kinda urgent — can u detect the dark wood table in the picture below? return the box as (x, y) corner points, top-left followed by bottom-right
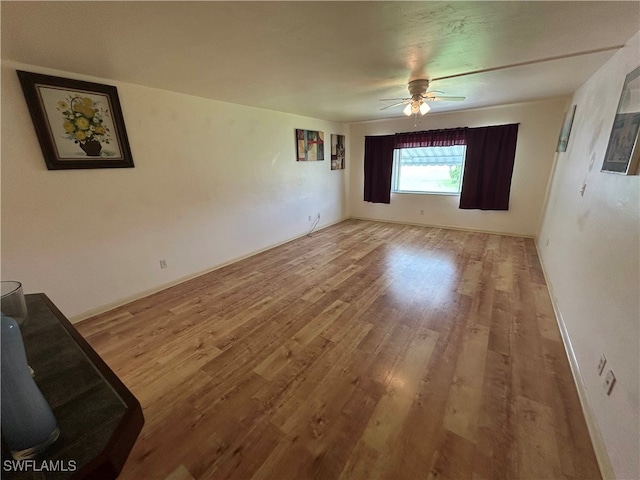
(1, 294), (144, 479)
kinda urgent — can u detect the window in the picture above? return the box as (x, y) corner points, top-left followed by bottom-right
(392, 145), (467, 194)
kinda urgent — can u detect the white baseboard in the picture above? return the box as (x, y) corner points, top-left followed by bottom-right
(72, 217), (531, 323)
(534, 239), (615, 480)
(71, 217), (348, 324)
(350, 215), (534, 238)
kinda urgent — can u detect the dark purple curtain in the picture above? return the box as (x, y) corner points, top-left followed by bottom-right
(394, 128), (467, 148)
(459, 124), (519, 210)
(363, 135), (396, 204)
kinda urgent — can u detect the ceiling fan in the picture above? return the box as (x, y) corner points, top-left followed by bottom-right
(380, 45), (623, 117)
(380, 79), (465, 116)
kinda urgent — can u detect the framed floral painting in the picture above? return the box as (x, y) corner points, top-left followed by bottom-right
(17, 71), (134, 170)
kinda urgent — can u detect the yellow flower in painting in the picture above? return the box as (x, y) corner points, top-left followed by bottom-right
(63, 120), (75, 133)
(75, 105), (95, 118)
(61, 95), (111, 146)
(75, 117), (90, 130)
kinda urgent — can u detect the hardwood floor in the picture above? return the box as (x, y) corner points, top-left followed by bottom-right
(76, 219), (601, 480)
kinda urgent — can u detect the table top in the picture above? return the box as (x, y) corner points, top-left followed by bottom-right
(1, 294), (143, 480)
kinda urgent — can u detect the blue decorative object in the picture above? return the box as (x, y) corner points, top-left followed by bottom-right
(1, 315), (60, 459)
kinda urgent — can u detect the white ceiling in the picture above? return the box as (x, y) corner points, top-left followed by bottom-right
(2, 1), (639, 123)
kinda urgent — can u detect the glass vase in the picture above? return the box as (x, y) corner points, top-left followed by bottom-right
(1, 315), (60, 459)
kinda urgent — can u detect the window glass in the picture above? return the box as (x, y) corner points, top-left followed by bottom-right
(392, 145), (466, 194)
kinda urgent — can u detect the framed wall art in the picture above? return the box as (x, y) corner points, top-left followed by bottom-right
(296, 129), (324, 162)
(556, 105), (576, 153)
(601, 66), (640, 175)
(17, 70), (134, 170)
(331, 134), (345, 170)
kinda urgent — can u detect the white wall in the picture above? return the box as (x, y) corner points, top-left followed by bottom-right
(1, 61), (349, 321)
(538, 33), (640, 480)
(349, 98), (568, 236)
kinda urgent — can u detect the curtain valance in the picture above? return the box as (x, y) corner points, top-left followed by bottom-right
(394, 128), (467, 149)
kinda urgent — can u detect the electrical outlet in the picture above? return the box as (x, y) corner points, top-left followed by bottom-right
(604, 370), (616, 395)
(420, 209), (424, 215)
(159, 259), (168, 269)
(597, 354), (606, 375)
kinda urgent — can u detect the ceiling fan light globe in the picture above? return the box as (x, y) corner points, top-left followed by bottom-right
(419, 102), (431, 115)
(403, 104), (412, 116)
(411, 102), (420, 114)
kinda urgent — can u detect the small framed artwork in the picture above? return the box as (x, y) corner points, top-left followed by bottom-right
(331, 134), (345, 170)
(17, 70), (134, 170)
(556, 105), (576, 153)
(602, 66), (640, 175)
(296, 129), (324, 162)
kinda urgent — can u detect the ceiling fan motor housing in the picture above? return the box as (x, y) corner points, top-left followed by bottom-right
(408, 79), (430, 96)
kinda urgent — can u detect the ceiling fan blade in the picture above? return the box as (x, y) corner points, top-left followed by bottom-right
(380, 101), (408, 111)
(427, 96), (466, 102)
(431, 45), (622, 82)
(379, 97), (409, 102)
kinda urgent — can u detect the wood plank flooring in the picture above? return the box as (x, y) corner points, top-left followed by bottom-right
(76, 219), (601, 480)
